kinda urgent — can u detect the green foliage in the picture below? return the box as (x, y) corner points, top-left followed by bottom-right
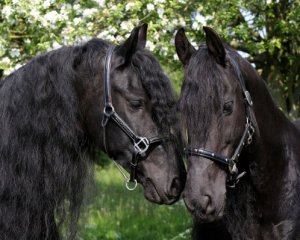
(1, 0), (299, 116)
(78, 165), (191, 240)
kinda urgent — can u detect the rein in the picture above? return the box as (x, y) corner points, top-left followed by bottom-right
(185, 63), (255, 188)
(101, 45), (164, 190)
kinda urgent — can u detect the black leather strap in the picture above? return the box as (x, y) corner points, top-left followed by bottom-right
(185, 147), (230, 166)
(185, 116), (254, 169)
(101, 45), (165, 185)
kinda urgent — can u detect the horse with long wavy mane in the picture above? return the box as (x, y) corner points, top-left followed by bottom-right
(175, 27), (300, 239)
(0, 24), (186, 239)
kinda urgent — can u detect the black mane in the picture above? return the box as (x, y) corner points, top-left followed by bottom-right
(0, 45), (92, 239)
(179, 45), (224, 143)
(132, 50), (180, 142)
(0, 37), (180, 239)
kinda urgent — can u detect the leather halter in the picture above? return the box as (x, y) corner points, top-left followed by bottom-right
(101, 45), (164, 190)
(185, 61), (255, 188)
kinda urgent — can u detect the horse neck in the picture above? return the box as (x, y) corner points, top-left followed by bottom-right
(244, 64), (300, 216)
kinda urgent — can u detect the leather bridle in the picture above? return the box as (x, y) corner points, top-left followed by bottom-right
(101, 45), (164, 190)
(185, 61), (255, 188)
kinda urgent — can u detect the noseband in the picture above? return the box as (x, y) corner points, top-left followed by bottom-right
(185, 64), (255, 188)
(101, 45), (164, 190)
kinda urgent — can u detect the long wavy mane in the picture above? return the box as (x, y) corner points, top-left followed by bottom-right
(0, 38), (181, 239)
(0, 46), (94, 239)
(131, 49), (181, 148)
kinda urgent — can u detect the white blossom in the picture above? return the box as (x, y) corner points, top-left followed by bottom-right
(44, 11), (60, 23)
(173, 53), (179, 61)
(105, 34), (115, 42)
(0, 57), (11, 66)
(192, 21), (200, 30)
(82, 8), (98, 18)
(2, 6), (12, 18)
(94, 0), (106, 8)
(115, 35), (125, 42)
(153, 32), (160, 41)
(52, 41), (61, 49)
(147, 3), (154, 11)
(125, 2), (135, 11)
(146, 41), (155, 51)
(30, 9), (41, 20)
(13, 63), (23, 71)
(120, 21), (134, 32)
(190, 41), (198, 49)
(86, 22), (94, 30)
(73, 17), (81, 25)
(62, 26), (75, 35)
(97, 30), (110, 39)
(43, 0), (51, 9)
(109, 27), (118, 34)
(157, 7), (164, 18)
(194, 13), (207, 25)
(10, 48), (21, 58)
(73, 4), (80, 11)
(159, 46), (168, 56)
(12, 0), (19, 5)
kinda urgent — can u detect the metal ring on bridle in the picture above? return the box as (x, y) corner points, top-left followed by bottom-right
(126, 178), (138, 191)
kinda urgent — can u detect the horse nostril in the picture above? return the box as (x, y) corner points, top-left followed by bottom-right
(201, 195), (215, 215)
(169, 177), (182, 198)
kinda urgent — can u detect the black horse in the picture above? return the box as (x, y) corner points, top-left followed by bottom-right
(175, 27), (300, 239)
(0, 24), (186, 240)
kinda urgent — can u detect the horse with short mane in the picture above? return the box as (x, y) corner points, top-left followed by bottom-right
(175, 27), (300, 239)
(0, 24), (186, 239)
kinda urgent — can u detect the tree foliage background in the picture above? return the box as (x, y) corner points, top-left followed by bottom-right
(0, 0), (300, 116)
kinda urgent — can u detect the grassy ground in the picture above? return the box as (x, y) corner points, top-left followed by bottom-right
(77, 164), (192, 240)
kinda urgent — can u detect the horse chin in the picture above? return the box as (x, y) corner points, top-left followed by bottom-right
(193, 205), (225, 223)
(194, 212), (224, 223)
(143, 178), (163, 204)
(185, 199), (225, 223)
(140, 177), (179, 205)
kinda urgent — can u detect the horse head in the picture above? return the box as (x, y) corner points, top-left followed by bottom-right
(77, 24), (186, 204)
(176, 27), (253, 221)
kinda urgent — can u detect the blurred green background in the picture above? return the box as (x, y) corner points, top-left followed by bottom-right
(77, 164), (191, 240)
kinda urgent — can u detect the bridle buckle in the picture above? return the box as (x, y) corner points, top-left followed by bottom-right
(134, 137), (150, 156)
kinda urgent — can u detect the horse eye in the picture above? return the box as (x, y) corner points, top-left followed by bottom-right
(223, 101), (233, 116)
(129, 99), (143, 109)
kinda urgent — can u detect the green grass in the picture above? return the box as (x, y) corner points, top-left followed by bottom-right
(77, 164), (192, 240)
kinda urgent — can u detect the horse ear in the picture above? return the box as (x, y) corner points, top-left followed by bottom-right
(137, 23), (148, 49)
(203, 26), (226, 67)
(115, 24), (147, 67)
(175, 28), (196, 66)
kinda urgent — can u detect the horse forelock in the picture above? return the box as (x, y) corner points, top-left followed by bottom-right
(179, 46), (224, 144)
